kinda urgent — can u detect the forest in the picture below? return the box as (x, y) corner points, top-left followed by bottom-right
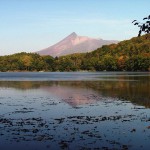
(0, 34), (150, 72)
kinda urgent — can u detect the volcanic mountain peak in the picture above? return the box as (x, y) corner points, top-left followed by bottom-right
(60, 32), (91, 46)
(37, 32), (118, 57)
(68, 32), (77, 38)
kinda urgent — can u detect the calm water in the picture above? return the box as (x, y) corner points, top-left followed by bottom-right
(0, 72), (150, 150)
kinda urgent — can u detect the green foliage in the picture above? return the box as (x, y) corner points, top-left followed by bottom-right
(0, 34), (150, 72)
(0, 53), (54, 71)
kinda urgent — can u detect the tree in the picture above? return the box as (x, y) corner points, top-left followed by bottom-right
(132, 15), (150, 36)
(21, 55), (33, 71)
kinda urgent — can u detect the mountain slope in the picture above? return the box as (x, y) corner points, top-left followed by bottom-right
(0, 34), (149, 72)
(55, 34), (150, 71)
(37, 32), (118, 57)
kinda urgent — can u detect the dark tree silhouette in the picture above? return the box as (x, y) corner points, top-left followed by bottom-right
(132, 15), (150, 36)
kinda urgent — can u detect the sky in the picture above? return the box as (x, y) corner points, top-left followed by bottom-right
(0, 0), (150, 56)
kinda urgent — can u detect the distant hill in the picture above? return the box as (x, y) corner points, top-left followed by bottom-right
(55, 33), (150, 71)
(0, 34), (149, 72)
(37, 32), (118, 57)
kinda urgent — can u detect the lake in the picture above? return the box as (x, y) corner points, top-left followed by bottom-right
(0, 72), (150, 150)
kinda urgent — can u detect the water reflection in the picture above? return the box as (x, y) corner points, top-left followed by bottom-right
(0, 73), (150, 150)
(0, 76), (149, 107)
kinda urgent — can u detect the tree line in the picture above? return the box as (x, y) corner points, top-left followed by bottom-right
(0, 34), (150, 72)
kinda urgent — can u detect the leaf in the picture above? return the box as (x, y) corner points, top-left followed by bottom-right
(134, 22), (139, 25)
(142, 24), (146, 31)
(143, 17), (147, 20)
(144, 25), (148, 29)
(132, 20), (137, 23)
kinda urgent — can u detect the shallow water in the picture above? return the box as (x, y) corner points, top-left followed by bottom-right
(0, 72), (150, 150)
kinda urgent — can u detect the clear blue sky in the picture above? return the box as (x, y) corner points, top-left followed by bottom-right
(0, 0), (149, 55)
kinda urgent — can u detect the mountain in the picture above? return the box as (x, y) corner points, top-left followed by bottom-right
(0, 34), (150, 72)
(37, 32), (118, 57)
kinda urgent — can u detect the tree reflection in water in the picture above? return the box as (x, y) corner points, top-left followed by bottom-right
(0, 74), (149, 107)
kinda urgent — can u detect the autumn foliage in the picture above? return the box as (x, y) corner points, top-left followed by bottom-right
(0, 34), (150, 72)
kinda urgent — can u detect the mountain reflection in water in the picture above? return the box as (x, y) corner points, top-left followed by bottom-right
(0, 76), (149, 107)
(0, 72), (150, 150)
